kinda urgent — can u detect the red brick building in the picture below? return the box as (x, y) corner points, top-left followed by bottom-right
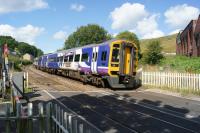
(176, 15), (200, 57)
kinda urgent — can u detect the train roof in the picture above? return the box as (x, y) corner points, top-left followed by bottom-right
(42, 39), (136, 57)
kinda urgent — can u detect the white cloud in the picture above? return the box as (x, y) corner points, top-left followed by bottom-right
(0, 0), (48, 14)
(53, 30), (67, 40)
(164, 4), (200, 28)
(168, 29), (181, 35)
(0, 24), (44, 44)
(70, 4), (85, 12)
(110, 3), (164, 39)
(110, 3), (148, 30)
(136, 15), (164, 39)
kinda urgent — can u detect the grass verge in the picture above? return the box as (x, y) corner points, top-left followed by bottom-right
(143, 85), (200, 96)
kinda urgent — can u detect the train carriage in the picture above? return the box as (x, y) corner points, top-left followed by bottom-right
(35, 39), (138, 89)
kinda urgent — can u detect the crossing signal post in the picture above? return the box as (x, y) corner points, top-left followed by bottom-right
(0, 43), (10, 100)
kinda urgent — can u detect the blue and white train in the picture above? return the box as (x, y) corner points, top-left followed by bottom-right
(34, 39), (138, 88)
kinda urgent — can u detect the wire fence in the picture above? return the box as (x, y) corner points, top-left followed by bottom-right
(142, 71), (200, 91)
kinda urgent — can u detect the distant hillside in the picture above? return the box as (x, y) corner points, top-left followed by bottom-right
(140, 33), (178, 53)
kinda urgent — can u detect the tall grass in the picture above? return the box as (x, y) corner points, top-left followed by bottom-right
(160, 56), (200, 73)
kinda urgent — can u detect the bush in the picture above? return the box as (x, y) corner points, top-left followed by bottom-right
(9, 55), (33, 71)
(143, 40), (164, 65)
(22, 60), (33, 65)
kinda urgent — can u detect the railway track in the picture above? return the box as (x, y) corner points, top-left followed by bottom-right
(26, 66), (200, 133)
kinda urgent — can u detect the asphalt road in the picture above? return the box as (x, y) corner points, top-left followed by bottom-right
(32, 89), (199, 133)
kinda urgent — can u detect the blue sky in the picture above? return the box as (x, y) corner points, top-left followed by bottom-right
(0, 0), (200, 53)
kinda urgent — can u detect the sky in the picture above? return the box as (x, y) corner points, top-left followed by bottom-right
(0, 0), (200, 53)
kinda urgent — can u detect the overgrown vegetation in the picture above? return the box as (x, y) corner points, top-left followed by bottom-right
(142, 40), (164, 65)
(160, 56), (200, 73)
(9, 55), (32, 71)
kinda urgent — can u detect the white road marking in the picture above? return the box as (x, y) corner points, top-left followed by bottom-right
(185, 114), (197, 119)
(114, 90), (143, 93)
(48, 90), (82, 93)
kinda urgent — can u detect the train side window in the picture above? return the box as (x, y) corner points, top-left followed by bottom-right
(112, 49), (119, 62)
(113, 44), (119, 48)
(95, 52), (98, 61)
(59, 56), (63, 62)
(92, 52), (97, 62)
(64, 56), (69, 62)
(82, 53), (89, 62)
(74, 54), (80, 62)
(101, 51), (107, 61)
(69, 55), (74, 62)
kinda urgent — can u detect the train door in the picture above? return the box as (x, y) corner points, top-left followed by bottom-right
(124, 47), (131, 74)
(91, 47), (98, 73)
(74, 49), (82, 71)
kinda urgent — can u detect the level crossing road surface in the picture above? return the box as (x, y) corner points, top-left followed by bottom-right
(25, 66), (200, 133)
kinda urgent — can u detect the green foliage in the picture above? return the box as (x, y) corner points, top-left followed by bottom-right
(143, 40), (164, 65)
(21, 60), (33, 65)
(9, 55), (33, 71)
(116, 31), (141, 59)
(9, 55), (22, 71)
(116, 31), (140, 49)
(64, 24), (111, 49)
(160, 56), (200, 73)
(0, 36), (43, 57)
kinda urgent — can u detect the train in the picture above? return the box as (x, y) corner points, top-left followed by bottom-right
(34, 39), (139, 89)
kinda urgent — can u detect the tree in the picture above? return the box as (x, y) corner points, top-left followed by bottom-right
(143, 40), (164, 65)
(64, 24), (111, 49)
(0, 36), (43, 57)
(0, 36), (18, 50)
(116, 31), (141, 59)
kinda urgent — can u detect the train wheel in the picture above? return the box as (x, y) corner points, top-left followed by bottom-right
(100, 79), (105, 88)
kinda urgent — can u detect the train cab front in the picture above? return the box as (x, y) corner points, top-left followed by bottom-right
(106, 40), (138, 89)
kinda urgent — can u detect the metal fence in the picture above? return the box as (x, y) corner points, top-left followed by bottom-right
(0, 102), (103, 133)
(142, 71), (200, 91)
(1, 71), (102, 133)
